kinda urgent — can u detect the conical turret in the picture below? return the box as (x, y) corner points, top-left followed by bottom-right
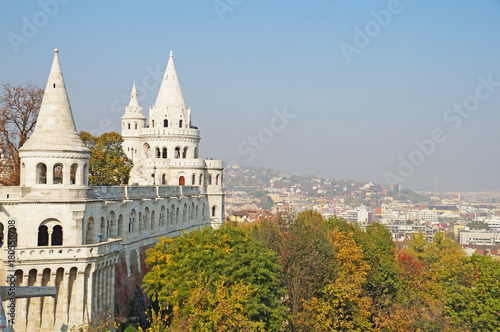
(122, 82), (146, 120)
(19, 49), (90, 188)
(20, 49), (90, 154)
(154, 51), (186, 111)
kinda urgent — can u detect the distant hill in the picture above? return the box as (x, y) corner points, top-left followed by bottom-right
(224, 165), (428, 205)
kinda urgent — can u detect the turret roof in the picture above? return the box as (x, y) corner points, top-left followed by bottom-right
(20, 49), (89, 154)
(154, 51), (186, 110)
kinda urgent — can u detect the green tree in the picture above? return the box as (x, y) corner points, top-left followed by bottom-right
(79, 131), (132, 185)
(466, 220), (490, 230)
(259, 196), (274, 210)
(143, 226), (285, 331)
(444, 255), (500, 331)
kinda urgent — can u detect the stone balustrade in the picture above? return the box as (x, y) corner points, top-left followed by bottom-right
(1, 238), (123, 263)
(141, 128), (199, 137)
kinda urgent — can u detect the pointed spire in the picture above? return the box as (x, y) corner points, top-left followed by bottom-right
(154, 51), (186, 110)
(123, 81), (145, 119)
(20, 49), (89, 153)
(128, 81), (140, 108)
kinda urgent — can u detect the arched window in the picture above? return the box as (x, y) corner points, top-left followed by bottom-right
(128, 123), (131, 130)
(192, 174), (196, 185)
(162, 148), (167, 159)
(182, 147), (188, 159)
(156, 148), (160, 158)
(212, 205), (217, 217)
(53, 164), (63, 185)
(162, 174), (166, 185)
(70, 163), (78, 185)
(194, 147), (198, 158)
(38, 225), (49, 246)
(152, 120), (154, 127)
(199, 174), (203, 185)
(216, 174), (220, 186)
(179, 176), (185, 186)
(179, 120), (183, 128)
(175, 147), (180, 159)
(208, 174), (212, 185)
(135, 123), (138, 129)
(36, 163), (47, 184)
(164, 119), (168, 127)
(52, 225), (63, 245)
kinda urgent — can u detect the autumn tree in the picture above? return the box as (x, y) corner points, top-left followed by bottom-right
(143, 226), (286, 331)
(253, 211), (338, 329)
(297, 228), (373, 331)
(79, 131), (132, 185)
(0, 83), (43, 185)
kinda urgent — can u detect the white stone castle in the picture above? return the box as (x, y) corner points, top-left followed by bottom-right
(0, 49), (224, 331)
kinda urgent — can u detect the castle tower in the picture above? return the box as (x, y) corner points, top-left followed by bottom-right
(19, 49), (90, 189)
(122, 82), (146, 163)
(122, 51), (224, 224)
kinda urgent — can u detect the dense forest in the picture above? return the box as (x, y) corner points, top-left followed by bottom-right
(133, 211), (500, 332)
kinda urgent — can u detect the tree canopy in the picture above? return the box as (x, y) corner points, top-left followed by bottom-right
(142, 212), (500, 331)
(143, 226), (286, 331)
(79, 131), (132, 186)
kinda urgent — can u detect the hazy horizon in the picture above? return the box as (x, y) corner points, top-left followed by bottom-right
(1, 1), (499, 192)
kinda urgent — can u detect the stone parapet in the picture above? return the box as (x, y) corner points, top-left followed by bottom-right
(1, 238), (123, 264)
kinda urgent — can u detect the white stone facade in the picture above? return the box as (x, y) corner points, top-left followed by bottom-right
(0, 49), (224, 331)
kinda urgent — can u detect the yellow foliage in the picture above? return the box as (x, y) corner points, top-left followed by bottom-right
(295, 229), (372, 331)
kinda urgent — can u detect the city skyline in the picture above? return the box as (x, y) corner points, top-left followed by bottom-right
(1, 1), (500, 191)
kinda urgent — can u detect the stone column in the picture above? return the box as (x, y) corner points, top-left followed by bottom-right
(47, 230), (53, 246)
(110, 262), (116, 318)
(54, 271), (69, 331)
(106, 265), (112, 312)
(97, 268), (102, 312)
(91, 268), (97, 322)
(26, 272), (42, 332)
(75, 162), (82, 186)
(17, 272), (29, 332)
(84, 265), (94, 324)
(40, 272), (56, 331)
(68, 270), (85, 326)
(47, 165), (54, 185)
(63, 162), (71, 185)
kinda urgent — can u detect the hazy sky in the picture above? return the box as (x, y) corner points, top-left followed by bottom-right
(1, 1), (499, 192)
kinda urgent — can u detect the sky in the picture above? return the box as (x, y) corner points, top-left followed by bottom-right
(1, 0), (500, 192)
